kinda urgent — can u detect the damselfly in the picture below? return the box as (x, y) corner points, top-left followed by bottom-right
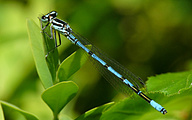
(40, 11), (167, 114)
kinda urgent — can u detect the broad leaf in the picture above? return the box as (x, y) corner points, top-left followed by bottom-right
(75, 102), (114, 120)
(76, 89), (192, 120)
(42, 81), (78, 119)
(76, 71), (192, 120)
(0, 101), (38, 120)
(147, 71), (192, 95)
(58, 46), (90, 81)
(27, 19), (53, 88)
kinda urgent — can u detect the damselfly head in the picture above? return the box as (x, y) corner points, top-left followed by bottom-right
(41, 15), (48, 22)
(41, 11), (58, 22)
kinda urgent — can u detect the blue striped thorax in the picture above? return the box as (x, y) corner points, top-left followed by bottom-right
(41, 11), (58, 22)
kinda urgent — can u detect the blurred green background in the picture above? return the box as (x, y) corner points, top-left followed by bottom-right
(0, 0), (192, 119)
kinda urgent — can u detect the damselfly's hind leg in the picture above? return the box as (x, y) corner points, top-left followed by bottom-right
(45, 30), (61, 58)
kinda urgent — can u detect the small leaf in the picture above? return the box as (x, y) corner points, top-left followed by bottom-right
(42, 81), (78, 118)
(58, 46), (90, 81)
(75, 102), (114, 120)
(147, 71), (192, 95)
(27, 19), (53, 88)
(0, 101), (38, 120)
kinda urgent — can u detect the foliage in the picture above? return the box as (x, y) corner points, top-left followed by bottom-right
(1, 18), (192, 120)
(0, 0), (192, 120)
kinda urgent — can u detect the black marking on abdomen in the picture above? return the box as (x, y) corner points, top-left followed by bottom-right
(104, 64), (109, 69)
(88, 51), (93, 55)
(120, 77), (125, 81)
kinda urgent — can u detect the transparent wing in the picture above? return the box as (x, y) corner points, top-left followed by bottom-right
(71, 31), (146, 96)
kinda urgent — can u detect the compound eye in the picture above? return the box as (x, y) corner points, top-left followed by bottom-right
(41, 15), (46, 20)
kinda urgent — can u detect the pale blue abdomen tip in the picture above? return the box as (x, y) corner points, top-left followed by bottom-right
(150, 100), (167, 114)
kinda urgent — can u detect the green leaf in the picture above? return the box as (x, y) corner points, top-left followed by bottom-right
(76, 90), (191, 120)
(0, 101), (38, 120)
(75, 102), (114, 120)
(163, 88), (192, 120)
(147, 71), (192, 95)
(0, 103), (4, 120)
(27, 19), (53, 88)
(42, 81), (78, 119)
(58, 46), (90, 81)
(76, 93), (167, 120)
(76, 71), (192, 120)
(60, 115), (74, 120)
(41, 19), (59, 83)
